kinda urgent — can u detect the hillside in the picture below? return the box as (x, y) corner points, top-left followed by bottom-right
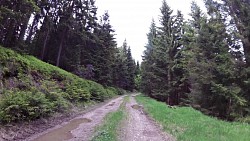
(0, 46), (123, 123)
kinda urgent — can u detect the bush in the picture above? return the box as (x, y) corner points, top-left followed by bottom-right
(0, 47), (123, 123)
(0, 91), (53, 123)
(65, 80), (91, 102)
(89, 82), (107, 102)
(116, 87), (126, 95)
(39, 80), (69, 111)
(65, 85), (90, 102)
(106, 87), (120, 98)
(237, 116), (250, 124)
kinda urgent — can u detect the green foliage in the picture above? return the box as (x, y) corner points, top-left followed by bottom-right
(136, 95), (250, 141)
(0, 46), (121, 123)
(0, 91), (53, 123)
(134, 74), (141, 90)
(39, 80), (70, 111)
(65, 80), (91, 102)
(237, 116), (250, 124)
(141, 1), (187, 105)
(141, 0), (250, 120)
(89, 82), (110, 102)
(105, 87), (118, 98)
(181, 1), (247, 119)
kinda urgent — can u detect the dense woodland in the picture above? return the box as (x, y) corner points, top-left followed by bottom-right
(0, 0), (139, 91)
(141, 0), (250, 121)
(0, 0), (250, 122)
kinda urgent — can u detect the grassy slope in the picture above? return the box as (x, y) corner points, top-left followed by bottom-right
(91, 96), (129, 141)
(0, 46), (122, 123)
(136, 95), (250, 141)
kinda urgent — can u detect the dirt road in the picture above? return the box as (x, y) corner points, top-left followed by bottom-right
(27, 96), (124, 141)
(24, 94), (174, 141)
(120, 95), (174, 141)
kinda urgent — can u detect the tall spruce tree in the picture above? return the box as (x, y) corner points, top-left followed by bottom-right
(141, 19), (158, 97)
(126, 47), (136, 91)
(92, 12), (116, 86)
(182, 0), (246, 119)
(142, 0), (186, 104)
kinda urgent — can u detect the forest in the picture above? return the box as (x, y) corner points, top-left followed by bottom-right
(0, 0), (249, 125)
(0, 0), (139, 91)
(141, 0), (250, 121)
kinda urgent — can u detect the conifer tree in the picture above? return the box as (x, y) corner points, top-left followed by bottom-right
(141, 19), (158, 97)
(182, 0), (246, 119)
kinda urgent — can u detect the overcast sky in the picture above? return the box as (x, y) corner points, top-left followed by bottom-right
(95, 0), (206, 62)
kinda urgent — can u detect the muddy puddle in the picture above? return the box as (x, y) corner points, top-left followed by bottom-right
(33, 118), (91, 141)
(108, 102), (115, 106)
(131, 104), (143, 110)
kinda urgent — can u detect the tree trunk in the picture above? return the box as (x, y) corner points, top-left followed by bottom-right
(18, 23), (28, 42)
(41, 29), (49, 60)
(56, 29), (67, 67)
(26, 14), (39, 43)
(4, 20), (16, 47)
(242, 39), (250, 67)
(18, 12), (31, 43)
(167, 67), (172, 105)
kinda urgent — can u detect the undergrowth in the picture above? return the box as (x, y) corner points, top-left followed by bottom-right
(0, 46), (124, 123)
(136, 95), (250, 141)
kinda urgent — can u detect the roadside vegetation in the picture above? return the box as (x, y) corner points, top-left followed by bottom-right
(91, 96), (129, 141)
(136, 95), (250, 141)
(140, 0), (250, 122)
(0, 47), (124, 123)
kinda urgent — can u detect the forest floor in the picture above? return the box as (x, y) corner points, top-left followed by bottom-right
(2, 94), (174, 141)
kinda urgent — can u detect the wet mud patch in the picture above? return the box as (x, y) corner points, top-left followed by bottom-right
(107, 102), (115, 106)
(33, 118), (91, 141)
(131, 104), (143, 110)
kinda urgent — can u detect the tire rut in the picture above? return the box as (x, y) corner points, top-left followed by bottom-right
(120, 95), (175, 141)
(27, 96), (125, 141)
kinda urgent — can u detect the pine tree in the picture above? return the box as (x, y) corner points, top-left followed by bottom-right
(126, 47), (136, 91)
(141, 19), (158, 97)
(0, 0), (38, 48)
(92, 11), (117, 86)
(182, 0), (246, 119)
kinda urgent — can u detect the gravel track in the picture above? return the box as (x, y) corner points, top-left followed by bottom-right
(4, 94), (174, 141)
(27, 96), (124, 141)
(119, 95), (175, 141)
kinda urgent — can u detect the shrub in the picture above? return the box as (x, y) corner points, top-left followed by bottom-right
(89, 82), (107, 102)
(116, 87), (126, 95)
(65, 85), (90, 102)
(106, 87), (118, 98)
(0, 91), (53, 123)
(0, 47), (123, 123)
(38, 80), (68, 109)
(65, 80), (91, 102)
(237, 116), (250, 124)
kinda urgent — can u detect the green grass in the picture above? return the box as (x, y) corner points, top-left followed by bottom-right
(91, 96), (129, 141)
(136, 95), (250, 141)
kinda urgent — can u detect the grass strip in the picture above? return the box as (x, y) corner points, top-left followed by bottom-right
(91, 96), (129, 141)
(135, 95), (250, 141)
